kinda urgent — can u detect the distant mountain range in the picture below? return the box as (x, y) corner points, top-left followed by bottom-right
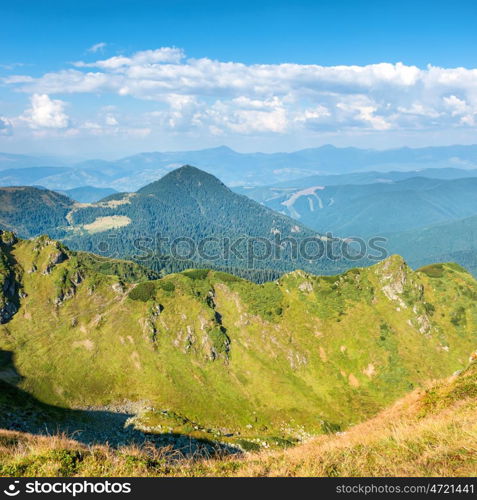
(3, 158), (477, 279)
(240, 176), (477, 237)
(0, 166), (358, 281)
(2, 143), (477, 191)
(237, 171), (477, 276)
(236, 166), (477, 196)
(0, 152), (70, 169)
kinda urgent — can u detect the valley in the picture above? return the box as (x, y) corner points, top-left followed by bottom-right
(2, 316), (477, 476)
(1, 229), (477, 458)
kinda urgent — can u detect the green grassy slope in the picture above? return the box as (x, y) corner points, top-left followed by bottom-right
(192, 359), (477, 477)
(1, 232), (477, 445)
(1, 348), (477, 476)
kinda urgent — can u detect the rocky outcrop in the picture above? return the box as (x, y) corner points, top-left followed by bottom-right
(0, 232), (21, 324)
(42, 249), (69, 275)
(376, 256), (409, 308)
(53, 270), (83, 306)
(0, 276), (19, 323)
(205, 288), (231, 361)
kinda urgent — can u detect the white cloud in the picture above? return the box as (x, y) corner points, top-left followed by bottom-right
(442, 95), (477, 126)
(397, 103), (441, 118)
(336, 96), (391, 131)
(105, 114), (119, 126)
(207, 97), (288, 134)
(0, 117), (12, 135)
(443, 95), (468, 115)
(87, 42), (107, 53)
(74, 47), (184, 70)
(145, 95), (289, 135)
(4, 48), (477, 137)
(3, 75), (35, 84)
(77, 120), (150, 137)
(21, 94), (70, 129)
(0, 62), (25, 71)
(295, 105), (331, 121)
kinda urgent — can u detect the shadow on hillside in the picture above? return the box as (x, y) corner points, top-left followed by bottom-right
(0, 350), (241, 458)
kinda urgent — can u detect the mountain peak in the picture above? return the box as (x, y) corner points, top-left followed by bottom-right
(137, 165), (227, 196)
(169, 164), (207, 176)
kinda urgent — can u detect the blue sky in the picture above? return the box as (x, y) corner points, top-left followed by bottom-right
(1, 0), (477, 158)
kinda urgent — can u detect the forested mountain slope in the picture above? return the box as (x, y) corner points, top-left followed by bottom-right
(385, 214), (477, 276)
(0, 166), (358, 281)
(239, 177), (477, 237)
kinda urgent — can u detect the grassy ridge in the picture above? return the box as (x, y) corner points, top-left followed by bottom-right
(1, 234), (477, 447)
(1, 361), (476, 477)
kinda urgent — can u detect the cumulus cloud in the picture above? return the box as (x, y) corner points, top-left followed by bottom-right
(21, 94), (70, 129)
(207, 97), (288, 134)
(145, 95), (289, 135)
(336, 95), (392, 131)
(4, 47), (477, 136)
(442, 95), (477, 125)
(293, 105), (331, 131)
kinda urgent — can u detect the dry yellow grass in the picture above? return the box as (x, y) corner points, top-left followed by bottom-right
(1, 366), (476, 477)
(82, 215), (132, 234)
(222, 388), (477, 477)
